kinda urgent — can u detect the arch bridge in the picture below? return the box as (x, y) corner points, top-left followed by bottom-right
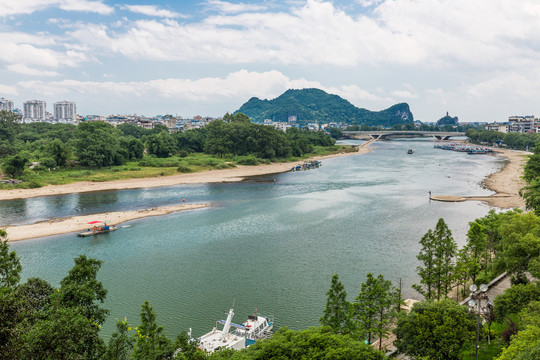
(343, 130), (465, 141)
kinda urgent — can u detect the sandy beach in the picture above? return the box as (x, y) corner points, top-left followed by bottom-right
(3, 204), (209, 241)
(1, 140), (528, 241)
(431, 148), (528, 209)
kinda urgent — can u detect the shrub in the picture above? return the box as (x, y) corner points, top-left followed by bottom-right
(177, 165), (193, 173)
(236, 156), (260, 165)
(178, 150), (189, 158)
(26, 180), (43, 188)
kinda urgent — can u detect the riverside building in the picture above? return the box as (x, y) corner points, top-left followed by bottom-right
(54, 100), (77, 123)
(23, 100), (46, 122)
(0, 97), (14, 112)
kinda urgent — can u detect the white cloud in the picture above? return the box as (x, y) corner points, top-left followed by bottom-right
(390, 90), (419, 99)
(0, 84), (18, 96)
(121, 5), (184, 18)
(6, 64), (60, 77)
(204, 0), (267, 14)
(1, 0), (113, 16)
(15, 70), (389, 108)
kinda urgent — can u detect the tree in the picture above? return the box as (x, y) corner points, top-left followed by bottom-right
(59, 255), (109, 325)
(132, 301), (174, 359)
(352, 273), (396, 348)
(75, 121), (125, 167)
(103, 318), (134, 360)
(320, 273), (353, 333)
(215, 326), (385, 360)
(493, 283), (540, 321)
(413, 218), (457, 300)
(146, 131), (176, 158)
(0, 110), (21, 143)
(1, 153), (28, 178)
(0, 230), (22, 288)
(45, 138), (71, 167)
(394, 299), (476, 360)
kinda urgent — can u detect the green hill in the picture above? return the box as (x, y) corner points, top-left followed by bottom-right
(236, 88), (414, 127)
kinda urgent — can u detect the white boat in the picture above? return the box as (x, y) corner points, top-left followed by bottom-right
(196, 308), (273, 353)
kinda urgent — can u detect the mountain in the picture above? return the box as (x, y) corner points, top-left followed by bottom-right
(235, 88), (414, 126)
(437, 112), (459, 126)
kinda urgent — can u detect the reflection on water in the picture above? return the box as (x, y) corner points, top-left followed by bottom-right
(7, 139), (504, 338)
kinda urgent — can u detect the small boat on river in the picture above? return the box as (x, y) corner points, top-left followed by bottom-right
(196, 308), (273, 353)
(407, 148), (413, 154)
(77, 221), (118, 237)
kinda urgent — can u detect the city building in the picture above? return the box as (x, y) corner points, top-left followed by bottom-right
(508, 115), (536, 133)
(0, 97), (14, 112)
(54, 100), (77, 123)
(23, 100), (46, 122)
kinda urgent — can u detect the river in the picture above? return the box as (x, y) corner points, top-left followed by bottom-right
(4, 138), (503, 337)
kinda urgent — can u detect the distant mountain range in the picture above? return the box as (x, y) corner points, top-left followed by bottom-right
(236, 88), (414, 127)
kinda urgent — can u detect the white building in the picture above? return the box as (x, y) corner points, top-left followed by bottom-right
(485, 123), (508, 133)
(0, 98), (14, 112)
(54, 100), (77, 123)
(507, 115), (536, 133)
(23, 100), (46, 122)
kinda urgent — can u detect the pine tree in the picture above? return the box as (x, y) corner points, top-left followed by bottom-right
(0, 230), (21, 288)
(353, 273), (396, 347)
(413, 219), (457, 300)
(320, 273), (353, 334)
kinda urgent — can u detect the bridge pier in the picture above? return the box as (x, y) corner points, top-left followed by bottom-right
(433, 135), (452, 141)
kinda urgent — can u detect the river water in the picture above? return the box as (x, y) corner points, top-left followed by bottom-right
(4, 138), (503, 337)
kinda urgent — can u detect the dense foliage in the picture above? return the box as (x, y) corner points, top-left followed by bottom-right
(236, 88), (414, 126)
(394, 299), (476, 360)
(466, 129), (539, 150)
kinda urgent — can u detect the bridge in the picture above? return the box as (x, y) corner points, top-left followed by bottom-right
(343, 130), (465, 140)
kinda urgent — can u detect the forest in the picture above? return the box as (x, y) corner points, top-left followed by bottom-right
(0, 111), (349, 189)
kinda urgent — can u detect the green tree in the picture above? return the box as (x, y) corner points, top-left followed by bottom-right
(213, 326), (385, 360)
(103, 318), (135, 360)
(494, 283), (540, 321)
(395, 299), (476, 360)
(75, 121), (125, 167)
(413, 218), (457, 300)
(1, 153), (28, 178)
(353, 273), (396, 348)
(0, 110), (21, 143)
(132, 301), (174, 359)
(0, 230), (22, 288)
(45, 138), (71, 167)
(320, 273), (353, 333)
(497, 301), (540, 360)
(146, 131), (176, 158)
(58, 255), (109, 325)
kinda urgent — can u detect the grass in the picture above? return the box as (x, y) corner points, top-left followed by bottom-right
(0, 145), (356, 189)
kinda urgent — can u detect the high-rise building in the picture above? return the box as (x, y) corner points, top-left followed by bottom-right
(0, 97), (14, 112)
(54, 100), (77, 123)
(23, 100), (46, 122)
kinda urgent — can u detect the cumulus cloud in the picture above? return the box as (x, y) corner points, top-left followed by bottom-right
(121, 5), (184, 18)
(15, 69), (387, 107)
(6, 64), (60, 77)
(1, 0), (113, 16)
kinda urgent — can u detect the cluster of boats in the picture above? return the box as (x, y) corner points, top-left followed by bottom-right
(433, 143), (493, 154)
(77, 220), (117, 237)
(195, 308), (273, 353)
(291, 160), (322, 172)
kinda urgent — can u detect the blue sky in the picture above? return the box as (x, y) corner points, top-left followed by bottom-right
(1, 0), (539, 121)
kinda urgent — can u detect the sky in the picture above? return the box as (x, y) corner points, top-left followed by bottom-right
(1, 0), (540, 122)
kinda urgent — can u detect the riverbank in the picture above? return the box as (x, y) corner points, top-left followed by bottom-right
(431, 148), (528, 209)
(3, 204), (209, 241)
(0, 143), (372, 201)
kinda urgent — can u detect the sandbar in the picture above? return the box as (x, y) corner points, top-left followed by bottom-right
(0, 143), (372, 201)
(3, 204), (209, 241)
(430, 148), (528, 209)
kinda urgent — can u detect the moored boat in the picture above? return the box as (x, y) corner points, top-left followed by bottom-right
(77, 221), (118, 237)
(196, 308), (273, 353)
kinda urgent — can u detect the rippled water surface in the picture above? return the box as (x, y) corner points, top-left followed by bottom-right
(5, 138), (504, 337)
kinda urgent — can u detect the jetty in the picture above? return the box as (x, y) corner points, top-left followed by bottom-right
(433, 143), (493, 154)
(291, 160), (322, 172)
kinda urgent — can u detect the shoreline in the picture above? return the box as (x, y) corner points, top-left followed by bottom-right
(0, 143), (372, 202)
(430, 148), (528, 209)
(1, 141), (528, 242)
(3, 204), (209, 242)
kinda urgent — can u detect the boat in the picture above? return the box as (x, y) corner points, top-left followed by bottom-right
(407, 148), (413, 154)
(77, 221), (118, 237)
(196, 308), (273, 353)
